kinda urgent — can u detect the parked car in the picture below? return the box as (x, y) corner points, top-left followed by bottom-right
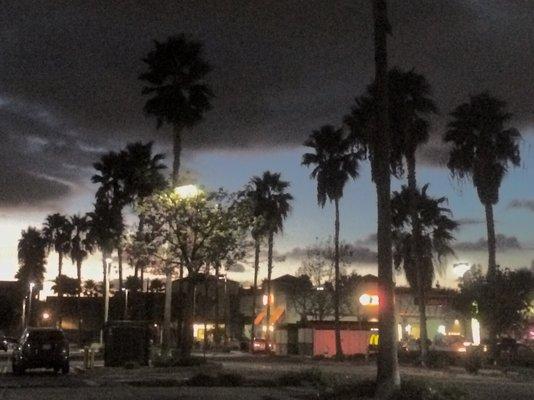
(251, 338), (272, 353)
(1, 337), (18, 352)
(12, 328), (70, 375)
(497, 338), (534, 367)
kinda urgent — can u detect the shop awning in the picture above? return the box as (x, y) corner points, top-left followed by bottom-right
(254, 306), (285, 325)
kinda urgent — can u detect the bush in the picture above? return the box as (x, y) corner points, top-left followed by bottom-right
(186, 372), (245, 387)
(277, 368), (328, 388)
(464, 350), (482, 374)
(151, 352), (206, 368)
(426, 351), (452, 369)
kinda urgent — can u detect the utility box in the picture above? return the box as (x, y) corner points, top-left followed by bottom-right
(104, 321), (150, 367)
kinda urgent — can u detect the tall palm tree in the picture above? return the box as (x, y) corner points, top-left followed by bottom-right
(302, 125), (360, 359)
(43, 213), (72, 289)
(241, 181), (269, 351)
(353, 0), (400, 393)
(140, 34), (214, 186)
(16, 227), (47, 326)
(68, 214), (94, 290)
(250, 172), (293, 345)
(391, 185), (458, 364)
(388, 68), (438, 365)
(444, 93), (521, 281)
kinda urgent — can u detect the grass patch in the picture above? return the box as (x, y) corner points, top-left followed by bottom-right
(186, 372), (245, 387)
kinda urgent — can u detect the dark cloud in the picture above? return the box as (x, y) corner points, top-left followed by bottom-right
(227, 263), (246, 273)
(455, 234), (522, 252)
(456, 218), (485, 226)
(508, 199), (534, 213)
(1, 0), (534, 204)
(282, 243), (377, 264)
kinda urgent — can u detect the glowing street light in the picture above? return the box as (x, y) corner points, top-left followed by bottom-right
(174, 184), (202, 199)
(27, 282), (35, 328)
(42, 312), (50, 321)
(359, 293), (379, 306)
(453, 262), (471, 278)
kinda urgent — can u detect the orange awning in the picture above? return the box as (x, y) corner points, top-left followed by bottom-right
(254, 306), (285, 325)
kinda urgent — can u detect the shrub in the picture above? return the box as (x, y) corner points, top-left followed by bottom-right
(391, 380), (467, 400)
(151, 352), (206, 368)
(426, 351), (451, 369)
(186, 373), (218, 387)
(277, 368), (327, 388)
(217, 373), (244, 387)
(464, 351), (482, 374)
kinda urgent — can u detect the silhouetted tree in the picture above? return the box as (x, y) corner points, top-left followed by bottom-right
(68, 214), (94, 291)
(444, 93), (521, 280)
(52, 275), (80, 297)
(140, 34), (214, 186)
(247, 172), (292, 345)
(16, 227), (47, 290)
(302, 125), (360, 359)
(391, 185), (458, 363)
(43, 213), (72, 295)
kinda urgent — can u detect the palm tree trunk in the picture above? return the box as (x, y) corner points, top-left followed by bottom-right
(406, 152), (429, 366)
(484, 202), (498, 361)
(118, 245), (123, 292)
(333, 198), (343, 360)
(373, 0), (400, 395)
(180, 277), (196, 358)
(214, 265), (221, 346)
(484, 203), (497, 279)
(265, 231), (274, 346)
(58, 252), (63, 297)
(250, 238), (261, 351)
(172, 125), (182, 186)
(76, 259), (82, 293)
(163, 270), (173, 353)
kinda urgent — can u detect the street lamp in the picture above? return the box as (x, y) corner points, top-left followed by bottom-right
(123, 288), (129, 320)
(174, 184), (202, 199)
(27, 282), (35, 328)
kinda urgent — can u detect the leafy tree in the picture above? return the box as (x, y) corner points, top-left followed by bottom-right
(125, 275), (143, 292)
(52, 275), (80, 297)
(43, 213), (72, 292)
(16, 227), (47, 290)
(140, 34), (214, 186)
(302, 125), (360, 358)
(149, 278), (165, 293)
(453, 267), (534, 353)
(140, 188), (248, 355)
(83, 280), (101, 297)
(68, 214), (94, 291)
(444, 93), (521, 281)
(391, 185), (458, 364)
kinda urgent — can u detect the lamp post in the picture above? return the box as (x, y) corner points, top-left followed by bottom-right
(123, 288), (129, 320)
(27, 282), (35, 328)
(104, 257), (112, 324)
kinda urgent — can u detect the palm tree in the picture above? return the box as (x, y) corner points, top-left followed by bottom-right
(140, 34), (214, 186)
(43, 213), (72, 292)
(92, 142), (166, 291)
(444, 93), (521, 280)
(302, 125), (360, 359)
(16, 227), (47, 289)
(68, 214), (94, 290)
(359, 0), (400, 393)
(16, 227), (47, 326)
(389, 68), (437, 365)
(83, 280), (101, 297)
(250, 172), (293, 345)
(391, 185), (458, 364)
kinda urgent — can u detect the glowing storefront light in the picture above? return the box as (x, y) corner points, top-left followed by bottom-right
(471, 318), (481, 345)
(437, 325), (446, 335)
(359, 293), (379, 306)
(405, 324), (412, 334)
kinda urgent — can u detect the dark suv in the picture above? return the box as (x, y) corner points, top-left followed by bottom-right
(12, 328), (70, 374)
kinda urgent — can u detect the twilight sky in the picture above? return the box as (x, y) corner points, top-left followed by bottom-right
(1, 1), (534, 290)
